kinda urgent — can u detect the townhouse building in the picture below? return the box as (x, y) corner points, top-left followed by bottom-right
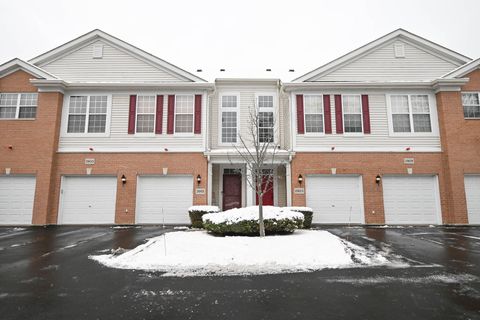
(0, 29), (479, 226)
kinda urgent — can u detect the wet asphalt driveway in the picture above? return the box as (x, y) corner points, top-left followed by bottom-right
(1, 226), (480, 320)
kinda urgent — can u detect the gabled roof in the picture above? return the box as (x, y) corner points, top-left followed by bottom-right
(293, 28), (471, 82)
(0, 58), (58, 79)
(28, 29), (206, 83)
(442, 57), (480, 78)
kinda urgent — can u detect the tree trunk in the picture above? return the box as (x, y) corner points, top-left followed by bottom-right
(258, 194), (265, 237)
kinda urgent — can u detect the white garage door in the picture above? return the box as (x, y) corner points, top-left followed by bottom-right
(383, 176), (440, 225)
(0, 176), (36, 225)
(59, 176), (117, 224)
(306, 176), (364, 224)
(136, 176), (193, 224)
(465, 175), (480, 224)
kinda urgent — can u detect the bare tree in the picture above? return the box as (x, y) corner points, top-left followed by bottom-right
(230, 101), (279, 237)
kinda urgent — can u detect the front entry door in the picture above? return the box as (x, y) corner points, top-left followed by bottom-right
(256, 176), (274, 206)
(223, 174), (242, 211)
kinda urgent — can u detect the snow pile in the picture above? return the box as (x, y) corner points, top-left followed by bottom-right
(188, 205), (220, 213)
(285, 206), (313, 212)
(202, 206), (303, 224)
(90, 230), (391, 277)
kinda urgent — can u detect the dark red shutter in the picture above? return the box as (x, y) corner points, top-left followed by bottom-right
(296, 95), (305, 134)
(334, 95), (343, 134)
(167, 95), (175, 134)
(194, 95), (202, 134)
(128, 95), (137, 134)
(361, 94), (371, 134)
(155, 95), (164, 134)
(323, 94), (332, 134)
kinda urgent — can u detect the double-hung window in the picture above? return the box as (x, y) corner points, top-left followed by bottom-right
(304, 95), (323, 133)
(389, 94), (432, 133)
(67, 95), (108, 133)
(257, 95), (274, 143)
(343, 95), (363, 133)
(0, 93), (38, 119)
(174, 95), (194, 133)
(136, 96), (156, 133)
(221, 95), (238, 143)
(462, 93), (480, 119)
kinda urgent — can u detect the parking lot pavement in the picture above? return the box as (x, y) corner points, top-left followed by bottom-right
(0, 225), (479, 320)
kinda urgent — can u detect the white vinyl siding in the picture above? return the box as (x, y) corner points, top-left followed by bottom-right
(462, 93), (480, 119)
(0, 93), (38, 119)
(39, 40), (191, 83)
(0, 176), (35, 225)
(294, 93), (441, 152)
(382, 176), (441, 225)
(309, 40), (461, 82)
(465, 175), (480, 224)
(58, 94), (205, 152)
(136, 176), (193, 224)
(304, 95), (323, 133)
(58, 176), (117, 224)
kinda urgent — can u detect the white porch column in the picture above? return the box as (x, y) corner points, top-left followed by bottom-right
(286, 162), (292, 206)
(246, 166), (254, 206)
(207, 161), (213, 205)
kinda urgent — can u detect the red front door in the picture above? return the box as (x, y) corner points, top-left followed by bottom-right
(223, 174), (242, 211)
(256, 176), (274, 206)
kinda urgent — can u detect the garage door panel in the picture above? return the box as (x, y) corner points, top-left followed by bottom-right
(306, 176), (364, 224)
(465, 175), (480, 224)
(60, 176), (117, 224)
(383, 176), (440, 225)
(136, 176), (192, 224)
(0, 176), (35, 225)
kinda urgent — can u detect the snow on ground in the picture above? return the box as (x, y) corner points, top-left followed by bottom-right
(90, 230), (396, 277)
(202, 206), (303, 224)
(188, 205), (220, 212)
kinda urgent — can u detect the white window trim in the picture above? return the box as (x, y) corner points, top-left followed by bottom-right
(386, 93), (439, 137)
(218, 92), (241, 146)
(173, 94), (195, 136)
(0, 93), (38, 120)
(462, 91), (480, 120)
(61, 93), (112, 137)
(303, 94), (326, 136)
(134, 95), (157, 136)
(342, 94), (364, 136)
(255, 92), (277, 144)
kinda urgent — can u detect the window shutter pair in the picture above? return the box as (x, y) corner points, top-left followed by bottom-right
(296, 94), (332, 134)
(128, 94), (203, 134)
(128, 95), (164, 134)
(296, 94), (370, 134)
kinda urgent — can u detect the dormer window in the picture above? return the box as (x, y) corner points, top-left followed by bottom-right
(0, 93), (38, 119)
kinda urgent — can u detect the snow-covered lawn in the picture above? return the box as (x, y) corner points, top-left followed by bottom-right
(90, 230), (396, 277)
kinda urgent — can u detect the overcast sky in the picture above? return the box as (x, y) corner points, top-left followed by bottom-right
(1, 0), (479, 81)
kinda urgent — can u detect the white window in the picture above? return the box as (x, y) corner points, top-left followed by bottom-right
(462, 93), (480, 119)
(136, 96), (156, 133)
(304, 95), (323, 133)
(67, 95), (108, 133)
(389, 94), (432, 133)
(221, 95), (238, 143)
(0, 93), (38, 119)
(257, 95), (274, 143)
(343, 95), (363, 133)
(174, 95), (194, 133)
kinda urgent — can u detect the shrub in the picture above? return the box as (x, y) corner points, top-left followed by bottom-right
(202, 206), (304, 236)
(285, 207), (313, 229)
(188, 206), (220, 228)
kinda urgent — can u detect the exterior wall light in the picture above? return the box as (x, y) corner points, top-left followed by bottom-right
(121, 174), (127, 184)
(298, 174), (303, 185)
(375, 175), (381, 184)
(197, 174), (202, 185)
